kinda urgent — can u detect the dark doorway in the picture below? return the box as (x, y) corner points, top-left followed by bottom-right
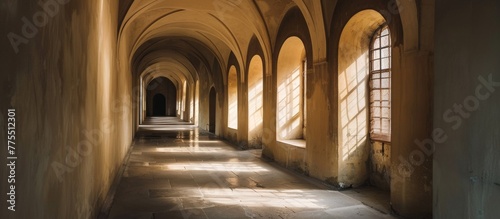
(153, 94), (166, 116)
(146, 77), (177, 117)
(209, 87), (216, 133)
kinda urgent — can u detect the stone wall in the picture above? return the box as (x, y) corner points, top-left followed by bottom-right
(0, 0), (132, 218)
(434, 0), (500, 218)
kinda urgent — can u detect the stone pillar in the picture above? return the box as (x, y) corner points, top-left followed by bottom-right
(238, 76), (249, 148)
(262, 66), (277, 158)
(306, 61), (338, 180)
(390, 47), (433, 217)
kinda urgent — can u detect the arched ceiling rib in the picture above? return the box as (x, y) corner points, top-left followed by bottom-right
(139, 55), (197, 85)
(118, 0), (326, 87)
(132, 38), (218, 82)
(120, 0), (271, 76)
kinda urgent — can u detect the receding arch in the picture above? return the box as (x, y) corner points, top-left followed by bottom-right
(248, 55), (264, 148)
(277, 36), (307, 141)
(274, 7), (314, 68)
(227, 65), (238, 129)
(291, 0), (327, 61)
(209, 87), (217, 133)
(146, 77), (177, 117)
(152, 94), (166, 116)
(337, 10), (388, 188)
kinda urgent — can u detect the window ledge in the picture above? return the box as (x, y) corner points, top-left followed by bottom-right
(278, 139), (306, 149)
(370, 134), (391, 143)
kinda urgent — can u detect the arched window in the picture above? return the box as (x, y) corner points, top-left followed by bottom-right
(369, 25), (391, 142)
(227, 66), (238, 129)
(277, 37), (306, 142)
(248, 55), (264, 146)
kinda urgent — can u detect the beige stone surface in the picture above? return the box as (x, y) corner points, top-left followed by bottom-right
(106, 118), (396, 219)
(2, 0), (496, 218)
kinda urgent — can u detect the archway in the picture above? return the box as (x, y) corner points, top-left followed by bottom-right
(146, 77), (177, 117)
(209, 87), (216, 133)
(152, 94), (166, 116)
(337, 10), (390, 189)
(276, 36), (307, 141)
(227, 66), (238, 129)
(248, 55), (263, 148)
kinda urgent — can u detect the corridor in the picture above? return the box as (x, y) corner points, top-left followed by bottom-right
(4, 1), (500, 218)
(106, 118), (394, 219)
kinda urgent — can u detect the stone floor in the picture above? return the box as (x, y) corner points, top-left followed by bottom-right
(106, 117), (397, 219)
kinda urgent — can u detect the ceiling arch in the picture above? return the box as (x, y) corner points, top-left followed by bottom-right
(118, 0), (326, 91)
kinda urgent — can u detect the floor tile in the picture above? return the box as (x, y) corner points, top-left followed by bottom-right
(106, 117), (397, 219)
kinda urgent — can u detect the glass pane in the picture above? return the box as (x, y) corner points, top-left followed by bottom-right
(373, 38), (380, 49)
(381, 48), (390, 58)
(372, 60), (380, 71)
(381, 36), (389, 47)
(381, 100), (390, 107)
(381, 58), (390, 69)
(381, 28), (389, 36)
(372, 90), (381, 101)
(382, 90), (390, 100)
(382, 119), (390, 129)
(372, 79), (380, 89)
(372, 50), (380, 59)
(381, 78), (390, 88)
(382, 108), (390, 118)
(372, 120), (381, 130)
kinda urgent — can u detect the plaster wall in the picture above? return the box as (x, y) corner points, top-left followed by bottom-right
(0, 0), (132, 218)
(197, 67), (216, 132)
(247, 55), (264, 148)
(305, 62), (338, 181)
(434, 1), (500, 218)
(370, 141), (391, 190)
(337, 10), (385, 188)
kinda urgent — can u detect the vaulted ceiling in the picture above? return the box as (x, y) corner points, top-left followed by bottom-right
(117, 0), (325, 89)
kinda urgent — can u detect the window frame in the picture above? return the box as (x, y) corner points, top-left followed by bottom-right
(369, 24), (392, 143)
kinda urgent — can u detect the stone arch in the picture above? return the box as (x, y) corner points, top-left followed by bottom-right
(329, 1), (431, 217)
(274, 6), (314, 70)
(276, 36), (307, 141)
(397, 0), (419, 51)
(245, 36), (266, 82)
(146, 77), (178, 117)
(271, 6), (313, 144)
(227, 65), (238, 130)
(247, 55), (264, 148)
(330, 0), (404, 49)
(209, 86), (217, 133)
(292, 0), (327, 61)
(336, 10), (388, 188)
